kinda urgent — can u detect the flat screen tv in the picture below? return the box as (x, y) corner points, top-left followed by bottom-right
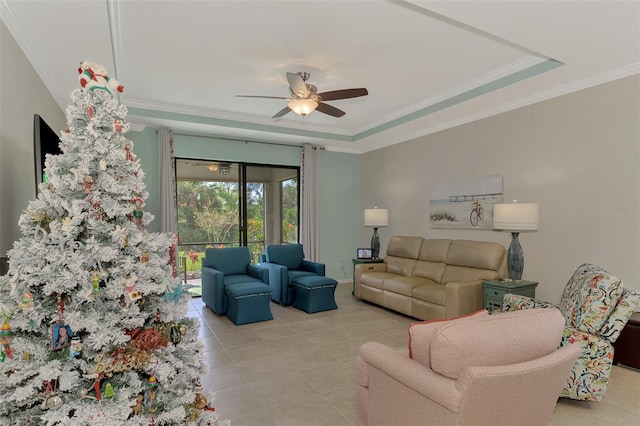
(33, 114), (62, 193)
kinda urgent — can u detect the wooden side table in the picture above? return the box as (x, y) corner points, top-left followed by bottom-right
(352, 258), (384, 295)
(482, 279), (538, 313)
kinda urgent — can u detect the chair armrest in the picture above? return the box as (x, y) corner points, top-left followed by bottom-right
(502, 294), (559, 312)
(600, 289), (640, 342)
(201, 266), (226, 314)
(301, 260), (325, 276)
(257, 263), (289, 304)
(445, 280), (484, 317)
(359, 342), (461, 413)
(248, 263), (268, 283)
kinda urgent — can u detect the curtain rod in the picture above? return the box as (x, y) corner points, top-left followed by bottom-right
(167, 130), (326, 150)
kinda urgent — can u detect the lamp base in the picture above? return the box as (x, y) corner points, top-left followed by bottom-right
(507, 232), (524, 280)
(371, 227), (380, 259)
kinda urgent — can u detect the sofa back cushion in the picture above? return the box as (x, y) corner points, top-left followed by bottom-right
(430, 308), (565, 379)
(265, 244), (305, 270)
(559, 263), (624, 335)
(445, 240), (505, 271)
(412, 239), (451, 283)
(205, 247), (250, 276)
(385, 256), (418, 277)
(386, 235), (423, 259)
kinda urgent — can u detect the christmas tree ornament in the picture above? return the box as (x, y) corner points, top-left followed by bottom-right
(103, 382), (115, 398)
(1, 316), (13, 361)
(131, 394), (143, 416)
(17, 293), (34, 310)
(82, 175), (95, 193)
(91, 270), (101, 297)
(140, 252), (150, 263)
(69, 336), (82, 358)
(99, 159), (107, 170)
(45, 394), (63, 411)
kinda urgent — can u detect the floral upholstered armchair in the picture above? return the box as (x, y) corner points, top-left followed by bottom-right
(503, 263), (640, 402)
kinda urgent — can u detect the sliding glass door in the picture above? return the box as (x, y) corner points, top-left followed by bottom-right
(175, 159), (299, 267)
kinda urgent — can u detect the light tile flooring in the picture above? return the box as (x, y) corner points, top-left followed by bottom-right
(186, 283), (640, 426)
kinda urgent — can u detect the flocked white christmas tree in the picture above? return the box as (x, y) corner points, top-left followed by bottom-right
(0, 62), (228, 425)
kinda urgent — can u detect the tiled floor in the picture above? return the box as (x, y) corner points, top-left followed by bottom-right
(187, 283), (640, 426)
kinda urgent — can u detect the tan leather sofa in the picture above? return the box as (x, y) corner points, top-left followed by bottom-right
(354, 236), (507, 320)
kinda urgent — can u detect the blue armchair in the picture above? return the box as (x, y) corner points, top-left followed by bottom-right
(201, 246), (267, 314)
(260, 244), (325, 305)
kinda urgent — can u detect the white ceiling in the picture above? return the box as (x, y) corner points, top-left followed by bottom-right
(2, 0), (638, 153)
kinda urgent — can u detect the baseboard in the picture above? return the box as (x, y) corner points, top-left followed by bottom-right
(337, 278), (352, 285)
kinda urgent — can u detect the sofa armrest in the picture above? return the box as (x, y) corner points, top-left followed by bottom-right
(257, 262), (289, 305)
(445, 280), (484, 318)
(502, 294), (559, 312)
(354, 262), (388, 298)
(359, 342), (461, 413)
(301, 260), (325, 276)
(201, 266), (226, 314)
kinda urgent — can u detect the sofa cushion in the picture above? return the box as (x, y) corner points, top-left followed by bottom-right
(559, 263), (624, 335)
(385, 256), (418, 277)
(408, 310), (488, 366)
(417, 239), (451, 263)
(445, 240), (504, 271)
(386, 235), (423, 259)
(411, 282), (446, 306)
(430, 308), (565, 379)
(265, 244), (305, 270)
(360, 272), (398, 290)
(383, 276), (433, 297)
(441, 265), (500, 284)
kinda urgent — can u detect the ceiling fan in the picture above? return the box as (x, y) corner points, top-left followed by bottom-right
(236, 72), (368, 118)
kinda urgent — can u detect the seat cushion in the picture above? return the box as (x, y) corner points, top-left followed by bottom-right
(265, 244), (305, 270)
(223, 274), (262, 286)
(225, 281), (272, 297)
(559, 263), (624, 334)
(430, 308), (565, 379)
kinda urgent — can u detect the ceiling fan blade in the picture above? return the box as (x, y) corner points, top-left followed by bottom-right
(235, 95), (290, 100)
(286, 72), (308, 98)
(316, 102), (346, 118)
(317, 88), (368, 101)
(272, 106), (291, 118)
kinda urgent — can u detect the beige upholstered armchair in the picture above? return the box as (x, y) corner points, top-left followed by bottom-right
(356, 309), (580, 426)
(503, 263), (640, 402)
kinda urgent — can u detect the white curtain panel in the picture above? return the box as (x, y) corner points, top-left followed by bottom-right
(300, 143), (320, 260)
(158, 128), (177, 234)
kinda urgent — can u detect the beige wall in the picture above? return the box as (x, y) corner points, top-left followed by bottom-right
(0, 21), (66, 257)
(361, 75), (640, 303)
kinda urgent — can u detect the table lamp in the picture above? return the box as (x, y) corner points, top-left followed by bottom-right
(493, 201), (538, 280)
(364, 208), (388, 259)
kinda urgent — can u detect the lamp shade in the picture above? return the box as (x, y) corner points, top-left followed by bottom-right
(364, 208), (388, 227)
(493, 202), (539, 231)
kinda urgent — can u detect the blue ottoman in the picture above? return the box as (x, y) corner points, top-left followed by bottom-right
(292, 276), (338, 314)
(225, 282), (273, 325)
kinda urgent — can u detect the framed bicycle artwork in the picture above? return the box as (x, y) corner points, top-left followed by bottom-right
(429, 175), (503, 230)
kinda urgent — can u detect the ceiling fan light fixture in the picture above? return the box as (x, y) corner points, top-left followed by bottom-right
(288, 99), (318, 116)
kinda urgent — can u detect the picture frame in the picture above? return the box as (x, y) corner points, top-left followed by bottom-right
(357, 248), (373, 260)
(51, 323), (73, 351)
